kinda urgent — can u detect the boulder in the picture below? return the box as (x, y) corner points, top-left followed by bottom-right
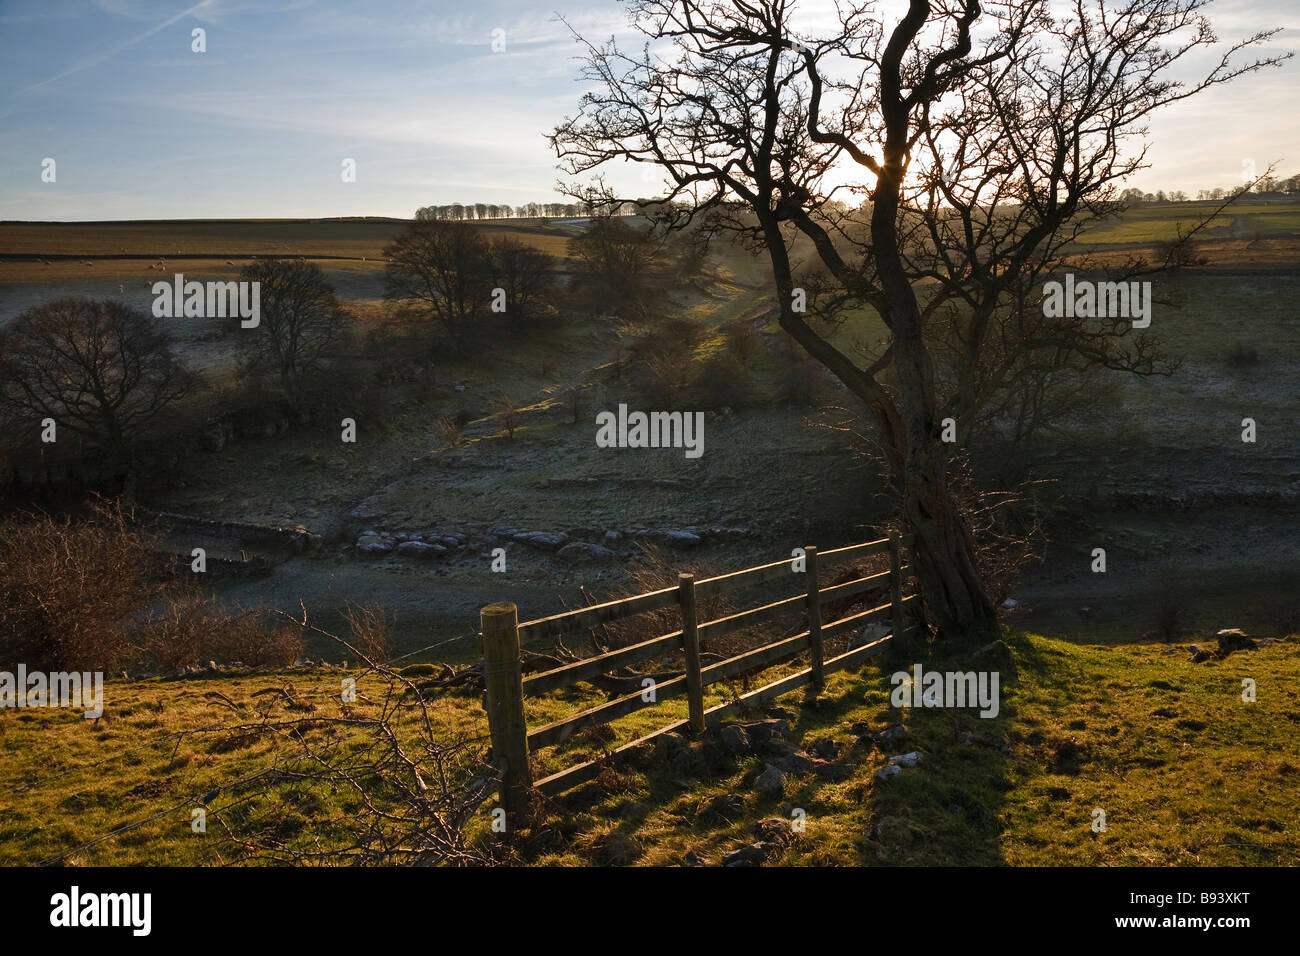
(754, 763), (786, 795)
(1216, 629), (1257, 655)
(719, 723), (752, 756)
(356, 534), (394, 555)
(511, 531), (568, 551)
(556, 542), (617, 563)
(879, 724), (909, 749)
(875, 764), (902, 783)
(721, 842), (770, 867)
(887, 751), (922, 768)
(810, 737), (841, 761)
(397, 540), (445, 559)
(848, 622), (890, 650)
(1188, 644), (1214, 663)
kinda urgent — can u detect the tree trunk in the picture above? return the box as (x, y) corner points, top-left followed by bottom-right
(902, 440), (997, 643)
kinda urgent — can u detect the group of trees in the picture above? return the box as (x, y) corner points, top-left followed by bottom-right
(0, 259), (352, 495)
(1120, 173), (1300, 204)
(383, 216), (555, 343)
(412, 201), (642, 221)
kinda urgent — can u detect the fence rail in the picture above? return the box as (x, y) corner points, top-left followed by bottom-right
(481, 533), (919, 817)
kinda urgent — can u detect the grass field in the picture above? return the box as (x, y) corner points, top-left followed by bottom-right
(2, 630), (1294, 866)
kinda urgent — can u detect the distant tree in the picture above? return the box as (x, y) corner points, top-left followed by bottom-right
(383, 218), (492, 341)
(1169, 190), (1187, 202)
(0, 298), (198, 492)
(489, 237), (554, 320)
(237, 259), (348, 407)
(450, 203), (465, 220)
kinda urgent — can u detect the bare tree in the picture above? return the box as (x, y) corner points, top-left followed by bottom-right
(383, 218), (493, 343)
(550, 0), (1286, 641)
(237, 259), (347, 408)
(0, 297), (198, 488)
(488, 237), (554, 320)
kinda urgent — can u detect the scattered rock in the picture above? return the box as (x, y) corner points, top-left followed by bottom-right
(511, 531), (569, 551)
(848, 622), (890, 650)
(812, 758), (854, 780)
(888, 751), (922, 768)
(875, 764), (902, 783)
(741, 719), (790, 744)
(603, 530), (622, 544)
(772, 750), (814, 774)
(809, 737), (841, 761)
(556, 541), (617, 563)
(1188, 644), (1214, 663)
(721, 842), (769, 867)
(753, 818), (795, 847)
(355, 534), (394, 555)
(1216, 629), (1257, 655)
(754, 763), (786, 795)
(396, 540), (445, 559)
(719, 723), (752, 756)
(879, 724), (909, 749)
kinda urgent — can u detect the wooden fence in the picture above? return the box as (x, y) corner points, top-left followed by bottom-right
(480, 533), (920, 819)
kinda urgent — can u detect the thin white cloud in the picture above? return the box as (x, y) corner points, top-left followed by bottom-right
(19, 0), (218, 94)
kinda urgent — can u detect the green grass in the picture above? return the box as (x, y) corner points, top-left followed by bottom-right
(4, 630), (1295, 865)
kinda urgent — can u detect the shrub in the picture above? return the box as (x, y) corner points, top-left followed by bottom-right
(693, 351), (752, 408)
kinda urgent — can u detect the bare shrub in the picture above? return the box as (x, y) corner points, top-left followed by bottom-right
(0, 498), (165, 672)
(493, 394), (522, 438)
(436, 417), (462, 447)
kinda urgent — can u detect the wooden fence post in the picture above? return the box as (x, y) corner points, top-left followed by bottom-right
(888, 532), (907, 644)
(805, 545), (824, 690)
(481, 602), (532, 825)
(679, 573), (705, 734)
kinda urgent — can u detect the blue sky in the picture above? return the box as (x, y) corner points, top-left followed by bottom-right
(1, 0), (1296, 221)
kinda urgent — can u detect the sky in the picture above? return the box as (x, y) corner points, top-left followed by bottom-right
(0, 0), (1296, 221)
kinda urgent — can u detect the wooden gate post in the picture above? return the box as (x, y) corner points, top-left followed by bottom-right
(679, 573), (706, 734)
(805, 545), (824, 690)
(888, 532), (907, 644)
(481, 602), (532, 824)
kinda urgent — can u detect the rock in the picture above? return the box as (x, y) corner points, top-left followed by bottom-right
(603, 530), (622, 544)
(888, 751), (922, 768)
(753, 818), (795, 846)
(648, 530), (702, 548)
(1216, 629), (1257, 655)
(356, 534), (394, 555)
(741, 719), (790, 744)
(683, 850), (702, 867)
(1001, 598), (1018, 609)
(848, 622), (890, 650)
(721, 842), (769, 867)
(875, 764), (902, 783)
(511, 531), (568, 551)
(556, 542), (617, 563)
(397, 540), (444, 559)
(812, 758), (854, 780)
(754, 763), (786, 795)
(879, 725), (909, 749)
(772, 750), (814, 774)
(1188, 644), (1214, 663)
(810, 737), (841, 761)
(719, 723), (752, 756)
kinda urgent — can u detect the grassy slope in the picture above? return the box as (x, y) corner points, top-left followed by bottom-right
(3, 630), (1295, 866)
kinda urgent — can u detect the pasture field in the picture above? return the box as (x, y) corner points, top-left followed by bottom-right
(2, 631), (1295, 866)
